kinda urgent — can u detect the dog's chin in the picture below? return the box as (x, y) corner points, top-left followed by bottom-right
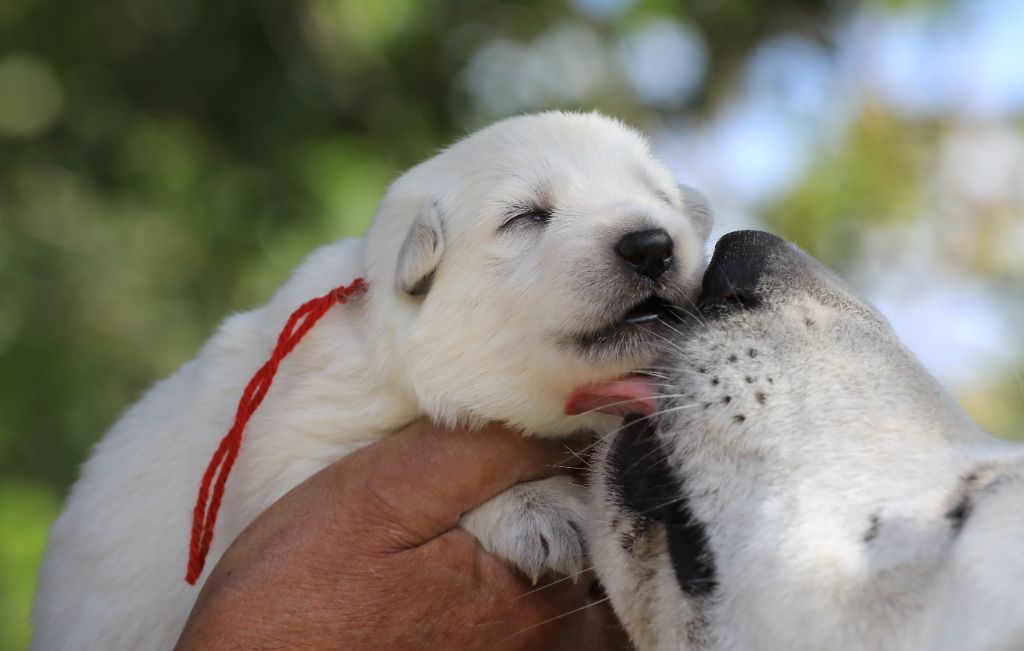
(570, 295), (684, 364)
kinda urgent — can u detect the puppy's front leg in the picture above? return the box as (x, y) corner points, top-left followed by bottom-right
(460, 475), (588, 583)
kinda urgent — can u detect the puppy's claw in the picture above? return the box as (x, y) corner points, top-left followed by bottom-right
(460, 475), (588, 581)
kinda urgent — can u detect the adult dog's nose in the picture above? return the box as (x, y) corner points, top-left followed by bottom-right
(699, 230), (794, 308)
(616, 228), (674, 280)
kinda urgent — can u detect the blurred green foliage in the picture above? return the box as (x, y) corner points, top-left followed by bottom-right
(0, 484), (57, 651)
(0, 0), (1019, 648)
(764, 107), (927, 269)
(0, 0), (850, 493)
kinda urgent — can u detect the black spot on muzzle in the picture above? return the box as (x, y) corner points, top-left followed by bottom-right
(608, 414), (718, 598)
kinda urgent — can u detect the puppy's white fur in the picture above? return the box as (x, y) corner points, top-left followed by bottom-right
(32, 111), (711, 650)
(590, 231), (1024, 651)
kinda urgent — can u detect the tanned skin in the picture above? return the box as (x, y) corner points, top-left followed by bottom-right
(175, 420), (632, 651)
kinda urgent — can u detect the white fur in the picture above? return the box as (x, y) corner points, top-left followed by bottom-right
(589, 233), (1024, 651)
(31, 111), (711, 650)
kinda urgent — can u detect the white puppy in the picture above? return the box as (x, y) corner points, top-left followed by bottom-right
(588, 230), (1024, 651)
(31, 111), (712, 650)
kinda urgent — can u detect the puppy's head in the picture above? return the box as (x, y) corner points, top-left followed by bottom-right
(590, 231), (1022, 650)
(366, 111), (712, 434)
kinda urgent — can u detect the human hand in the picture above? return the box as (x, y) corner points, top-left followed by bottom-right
(174, 420), (632, 650)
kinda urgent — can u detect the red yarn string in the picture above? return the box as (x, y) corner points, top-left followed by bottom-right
(185, 277), (369, 585)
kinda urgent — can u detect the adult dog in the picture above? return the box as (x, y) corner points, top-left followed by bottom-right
(588, 230), (1024, 651)
(31, 111), (712, 650)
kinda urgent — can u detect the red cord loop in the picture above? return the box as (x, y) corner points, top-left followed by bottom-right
(186, 277), (368, 584)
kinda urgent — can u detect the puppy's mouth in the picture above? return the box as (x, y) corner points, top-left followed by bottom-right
(581, 294), (681, 341)
(570, 293), (685, 360)
(618, 294), (679, 325)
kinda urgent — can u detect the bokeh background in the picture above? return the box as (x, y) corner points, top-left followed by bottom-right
(2, 0), (1022, 646)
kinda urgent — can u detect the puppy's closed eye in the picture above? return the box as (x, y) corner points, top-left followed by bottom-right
(499, 205), (553, 231)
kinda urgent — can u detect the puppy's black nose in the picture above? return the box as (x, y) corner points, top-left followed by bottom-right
(700, 230), (793, 307)
(616, 228), (674, 280)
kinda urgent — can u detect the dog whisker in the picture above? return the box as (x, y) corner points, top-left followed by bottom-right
(503, 596), (611, 641)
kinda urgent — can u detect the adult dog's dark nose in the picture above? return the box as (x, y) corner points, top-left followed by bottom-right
(616, 228), (674, 280)
(700, 230), (794, 307)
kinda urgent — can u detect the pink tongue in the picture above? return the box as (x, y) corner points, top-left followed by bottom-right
(564, 375), (656, 417)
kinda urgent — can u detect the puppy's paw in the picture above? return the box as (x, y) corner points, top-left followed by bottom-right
(460, 475), (588, 583)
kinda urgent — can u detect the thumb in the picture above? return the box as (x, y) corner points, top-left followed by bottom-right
(324, 420), (581, 547)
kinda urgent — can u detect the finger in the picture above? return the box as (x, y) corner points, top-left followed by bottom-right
(322, 420), (585, 545)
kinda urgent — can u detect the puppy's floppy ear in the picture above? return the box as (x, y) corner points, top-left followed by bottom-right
(680, 184), (713, 241)
(396, 202), (445, 296)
